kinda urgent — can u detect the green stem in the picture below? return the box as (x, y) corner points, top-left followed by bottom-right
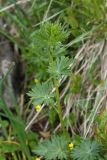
(12, 153), (18, 160)
(50, 48), (65, 132)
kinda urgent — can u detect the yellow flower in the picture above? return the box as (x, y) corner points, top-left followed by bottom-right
(35, 105), (41, 112)
(34, 78), (39, 83)
(68, 142), (74, 150)
(35, 157), (41, 160)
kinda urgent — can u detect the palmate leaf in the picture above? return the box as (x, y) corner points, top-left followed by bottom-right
(27, 82), (54, 105)
(71, 139), (101, 160)
(48, 56), (71, 79)
(33, 134), (70, 160)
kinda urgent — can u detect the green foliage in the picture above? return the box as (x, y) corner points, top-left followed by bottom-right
(64, 0), (106, 37)
(95, 110), (107, 147)
(0, 141), (20, 153)
(25, 23), (68, 80)
(48, 56), (71, 79)
(0, 73), (31, 159)
(87, 61), (101, 86)
(78, 0), (106, 21)
(28, 82), (54, 105)
(27, 22), (70, 132)
(48, 108), (58, 125)
(1, 0), (107, 159)
(99, 155), (107, 160)
(70, 74), (82, 94)
(26, 131), (38, 151)
(31, 23), (68, 48)
(71, 139), (101, 160)
(34, 134), (70, 160)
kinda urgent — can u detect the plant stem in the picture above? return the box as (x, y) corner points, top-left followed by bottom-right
(50, 48), (65, 132)
(12, 153), (18, 160)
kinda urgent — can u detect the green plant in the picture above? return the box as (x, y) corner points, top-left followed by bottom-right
(33, 134), (70, 160)
(25, 22), (68, 80)
(28, 82), (54, 105)
(70, 74), (82, 94)
(28, 23), (71, 132)
(95, 110), (107, 147)
(48, 56), (71, 79)
(1, 0), (107, 159)
(71, 139), (101, 160)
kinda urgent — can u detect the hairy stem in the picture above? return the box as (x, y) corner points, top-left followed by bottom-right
(50, 47), (65, 132)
